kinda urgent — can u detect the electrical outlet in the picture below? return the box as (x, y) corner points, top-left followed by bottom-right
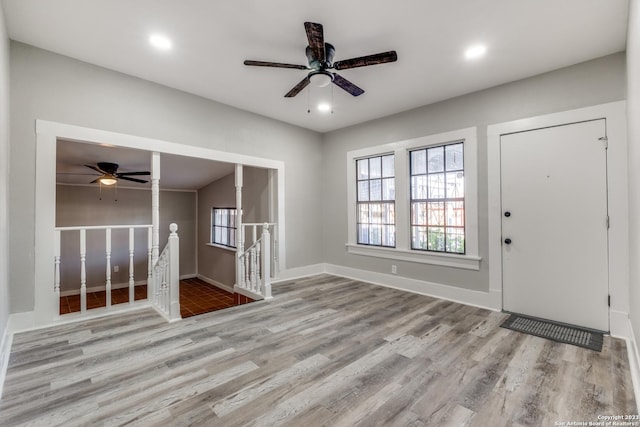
(113, 265), (119, 273)
(391, 265), (397, 274)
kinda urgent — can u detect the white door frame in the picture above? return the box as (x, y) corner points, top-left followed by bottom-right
(487, 101), (629, 338)
(28, 119), (286, 330)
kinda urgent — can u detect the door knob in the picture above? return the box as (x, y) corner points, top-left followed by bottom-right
(504, 211), (511, 217)
(504, 238), (512, 245)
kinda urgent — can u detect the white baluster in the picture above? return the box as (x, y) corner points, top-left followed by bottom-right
(80, 229), (87, 313)
(54, 230), (61, 315)
(167, 223), (181, 320)
(105, 228), (112, 308)
(252, 225), (257, 247)
(250, 247), (257, 291)
(244, 254), (250, 289)
(256, 240), (261, 286)
(129, 227), (135, 303)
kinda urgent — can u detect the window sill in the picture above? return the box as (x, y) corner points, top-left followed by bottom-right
(345, 243), (481, 270)
(206, 243), (236, 253)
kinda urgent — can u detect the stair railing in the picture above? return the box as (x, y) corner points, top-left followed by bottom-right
(236, 222), (274, 300)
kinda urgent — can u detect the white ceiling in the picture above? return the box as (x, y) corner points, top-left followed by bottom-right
(56, 139), (235, 190)
(2, 0), (629, 133)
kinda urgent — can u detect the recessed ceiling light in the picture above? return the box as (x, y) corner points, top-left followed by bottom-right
(465, 44), (487, 60)
(317, 103), (331, 113)
(149, 34), (172, 51)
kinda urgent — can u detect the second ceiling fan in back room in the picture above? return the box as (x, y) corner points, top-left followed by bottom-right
(244, 22), (398, 98)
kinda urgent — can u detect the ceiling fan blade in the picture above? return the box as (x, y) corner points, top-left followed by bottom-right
(118, 176), (149, 184)
(304, 22), (325, 63)
(284, 76), (311, 98)
(84, 164), (105, 174)
(117, 171), (151, 176)
(334, 50), (398, 70)
(332, 73), (365, 96)
(244, 60), (308, 70)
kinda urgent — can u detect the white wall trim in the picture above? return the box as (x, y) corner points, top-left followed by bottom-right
(272, 263), (327, 284)
(345, 243), (481, 270)
(487, 101), (629, 334)
(34, 119), (287, 329)
(627, 320), (640, 414)
(197, 274), (234, 293)
(0, 321), (12, 399)
(325, 263), (501, 311)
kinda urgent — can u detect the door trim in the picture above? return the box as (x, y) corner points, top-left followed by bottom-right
(487, 101), (629, 338)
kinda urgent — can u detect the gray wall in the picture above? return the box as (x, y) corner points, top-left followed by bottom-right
(322, 52), (626, 293)
(627, 1), (640, 353)
(9, 42), (323, 313)
(56, 185), (196, 291)
(0, 5), (10, 338)
(197, 167), (269, 287)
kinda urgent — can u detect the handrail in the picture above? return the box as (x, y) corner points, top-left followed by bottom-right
(56, 224), (152, 231)
(151, 223), (181, 322)
(236, 222), (272, 300)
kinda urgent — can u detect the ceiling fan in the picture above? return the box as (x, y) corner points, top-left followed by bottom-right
(84, 162), (150, 185)
(244, 22), (398, 98)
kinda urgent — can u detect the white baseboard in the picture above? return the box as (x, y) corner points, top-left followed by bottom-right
(60, 280), (148, 297)
(180, 274), (197, 280)
(0, 321), (12, 399)
(196, 274), (234, 293)
(233, 285), (264, 301)
(611, 309), (632, 340)
(324, 263), (501, 312)
(272, 263), (327, 284)
(627, 320), (640, 415)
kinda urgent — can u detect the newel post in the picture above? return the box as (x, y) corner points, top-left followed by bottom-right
(168, 223), (181, 321)
(261, 223), (272, 300)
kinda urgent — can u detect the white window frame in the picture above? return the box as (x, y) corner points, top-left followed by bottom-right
(209, 207), (237, 250)
(346, 127), (481, 270)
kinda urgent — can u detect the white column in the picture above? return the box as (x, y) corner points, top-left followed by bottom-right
(80, 229), (87, 313)
(128, 227), (135, 303)
(235, 164), (244, 288)
(54, 230), (61, 316)
(105, 228), (112, 308)
(147, 227), (153, 300)
(151, 152), (161, 266)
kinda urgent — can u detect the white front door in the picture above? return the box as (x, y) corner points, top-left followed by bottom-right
(501, 119), (609, 331)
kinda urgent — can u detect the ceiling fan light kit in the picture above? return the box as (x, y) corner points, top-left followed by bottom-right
(244, 21), (397, 100)
(84, 162), (150, 185)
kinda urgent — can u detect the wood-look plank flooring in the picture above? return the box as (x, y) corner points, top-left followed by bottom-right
(0, 274), (636, 426)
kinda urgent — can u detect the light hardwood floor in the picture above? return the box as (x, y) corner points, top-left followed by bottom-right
(0, 274), (636, 426)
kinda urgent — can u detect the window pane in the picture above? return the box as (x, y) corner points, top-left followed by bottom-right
(411, 175), (427, 200)
(411, 202), (427, 226)
(411, 150), (426, 175)
(229, 210), (236, 227)
(428, 202), (445, 226)
(370, 203), (383, 224)
(369, 157), (382, 178)
(446, 143), (464, 171)
(358, 204), (369, 223)
(369, 225), (382, 245)
(427, 146), (444, 173)
(382, 178), (395, 201)
(446, 201), (465, 227)
(382, 155), (394, 178)
(358, 181), (369, 201)
(357, 159), (369, 180)
(230, 229), (236, 247)
(383, 203), (395, 224)
(427, 227), (445, 251)
(370, 179), (382, 201)
(428, 174), (445, 199)
(382, 225), (396, 247)
(446, 227), (465, 253)
(358, 224), (369, 244)
(446, 171), (465, 198)
(214, 226), (222, 243)
(215, 209), (222, 224)
(412, 226), (427, 250)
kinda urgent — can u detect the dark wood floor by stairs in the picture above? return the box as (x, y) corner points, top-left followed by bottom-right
(0, 274), (636, 426)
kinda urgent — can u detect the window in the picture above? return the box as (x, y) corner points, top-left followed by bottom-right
(356, 154), (395, 247)
(211, 208), (237, 248)
(346, 127), (479, 270)
(410, 143), (465, 254)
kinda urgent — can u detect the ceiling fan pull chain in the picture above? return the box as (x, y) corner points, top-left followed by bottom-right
(331, 84), (334, 114)
(99, 182), (103, 200)
(307, 85), (311, 114)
